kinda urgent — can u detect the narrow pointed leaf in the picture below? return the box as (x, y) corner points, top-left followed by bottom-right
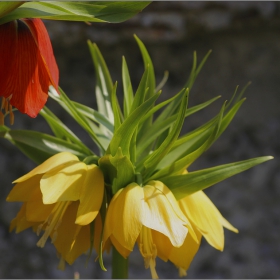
(157, 98), (245, 170)
(162, 156), (273, 200)
(111, 82), (122, 131)
(134, 35), (156, 140)
(88, 41), (114, 125)
(73, 102), (114, 134)
(129, 66), (149, 114)
(122, 56), (134, 118)
(137, 93), (219, 157)
(143, 90), (188, 174)
(1, 130), (90, 164)
(49, 87), (107, 153)
(184, 50), (212, 90)
(40, 107), (93, 155)
(155, 71), (169, 92)
(150, 95), (220, 151)
(134, 35), (155, 100)
(149, 102), (227, 180)
(107, 92), (161, 158)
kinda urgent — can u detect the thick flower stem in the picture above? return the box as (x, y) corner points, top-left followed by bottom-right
(112, 246), (128, 279)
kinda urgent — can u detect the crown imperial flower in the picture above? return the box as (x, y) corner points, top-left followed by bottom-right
(7, 152), (104, 264)
(103, 180), (197, 278)
(0, 18), (59, 118)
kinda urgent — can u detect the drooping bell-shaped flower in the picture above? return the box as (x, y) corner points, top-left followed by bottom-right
(7, 152), (104, 265)
(168, 190), (238, 276)
(0, 18), (59, 118)
(103, 180), (197, 279)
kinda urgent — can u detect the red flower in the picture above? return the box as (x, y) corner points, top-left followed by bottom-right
(0, 18), (59, 118)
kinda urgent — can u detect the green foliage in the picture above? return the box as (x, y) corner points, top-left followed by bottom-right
(160, 156), (273, 200)
(0, 2), (23, 19)
(99, 147), (135, 195)
(0, 2), (150, 24)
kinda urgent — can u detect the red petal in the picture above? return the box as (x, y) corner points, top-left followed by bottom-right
(0, 19), (59, 117)
(0, 21), (17, 91)
(22, 18), (59, 88)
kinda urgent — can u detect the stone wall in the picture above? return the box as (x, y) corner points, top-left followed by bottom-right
(0, 2), (279, 278)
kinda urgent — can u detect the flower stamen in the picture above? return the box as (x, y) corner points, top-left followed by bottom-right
(9, 104), (14, 125)
(37, 201), (70, 248)
(0, 97), (15, 125)
(139, 226), (159, 279)
(0, 111), (4, 126)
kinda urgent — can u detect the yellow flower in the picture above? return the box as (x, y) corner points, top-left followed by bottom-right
(167, 190), (238, 276)
(103, 180), (197, 279)
(7, 152), (104, 265)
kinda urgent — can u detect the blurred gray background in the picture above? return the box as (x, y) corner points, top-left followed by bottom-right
(0, 1), (279, 278)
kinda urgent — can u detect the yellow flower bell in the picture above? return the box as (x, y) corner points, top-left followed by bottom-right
(168, 190), (238, 276)
(103, 180), (197, 279)
(7, 152), (104, 265)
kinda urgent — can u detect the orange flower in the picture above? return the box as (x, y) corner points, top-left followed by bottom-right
(0, 18), (59, 118)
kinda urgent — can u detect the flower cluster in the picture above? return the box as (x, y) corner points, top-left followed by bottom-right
(4, 34), (272, 278)
(7, 151), (238, 278)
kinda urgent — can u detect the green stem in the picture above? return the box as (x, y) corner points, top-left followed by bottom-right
(112, 246), (128, 279)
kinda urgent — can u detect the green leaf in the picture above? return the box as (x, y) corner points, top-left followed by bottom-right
(0, 2), (23, 19)
(107, 92), (161, 158)
(111, 82), (122, 131)
(139, 88), (183, 126)
(184, 50), (212, 90)
(160, 156), (273, 200)
(88, 41), (114, 129)
(99, 147), (135, 194)
(1, 130), (90, 164)
(0, 2), (150, 24)
(0, 125), (9, 133)
(98, 189), (107, 271)
(40, 107), (93, 155)
(157, 98), (245, 170)
(143, 89), (188, 176)
(49, 87), (108, 153)
(137, 93), (220, 157)
(73, 102), (114, 134)
(129, 66), (150, 114)
(122, 56), (134, 119)
(134, 34), (155, 100)
(151, 94), (220, 151)
(134, 35), (156, 141)
(148, 103), (226, 181)
(155, 71), (169, 92)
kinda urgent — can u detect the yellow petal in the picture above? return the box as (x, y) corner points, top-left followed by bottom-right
(142, 184), (188, 247)
(110, 234), (131, 259)
(10, 203), (39, 233)
(13, 152), (79, 183)
(169, 224), (202, 271)
(151, 230), (173, 261)
(220, 215), (239, 233)
(75, 165), (104, 225)
(53, 202), (90, 265)
(148, 181), (198, 243)
(179, 191), (228, 251)
(25, 187), (55, 222)
(40, 162), (87, 204)
(7, 174), (41, 202)
(104, 183), (143, 252)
